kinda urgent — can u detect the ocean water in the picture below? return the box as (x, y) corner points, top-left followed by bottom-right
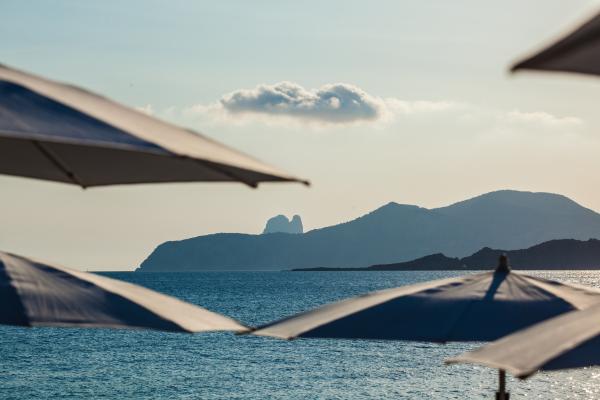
(2, 270), (600, 399)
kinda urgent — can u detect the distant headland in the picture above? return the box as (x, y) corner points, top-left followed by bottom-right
(137, 190), (600, 272)
(292, 239), (600, 271)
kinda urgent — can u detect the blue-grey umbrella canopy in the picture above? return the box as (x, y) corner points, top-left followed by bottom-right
(252, 261), (600, 400)
(447, 302), (600, 379)
(252, 266), (600, 342)
(511, 10), (600, 76)
(0, 250), (247, 333)
(0, 63), (308, 188)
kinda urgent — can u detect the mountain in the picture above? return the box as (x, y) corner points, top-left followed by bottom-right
(296, 239), (600, 271)
(263, 215), (303, 234)
(137, 190), (600, 271)
(368, 253), (463, 271)
(462, 238), (600, 269)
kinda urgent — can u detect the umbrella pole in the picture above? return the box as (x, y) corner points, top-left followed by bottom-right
(496, 369), (509, 400)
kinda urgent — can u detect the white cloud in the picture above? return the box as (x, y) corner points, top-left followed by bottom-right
(182, 81), (460, 126)
(218, 82), (385, 123)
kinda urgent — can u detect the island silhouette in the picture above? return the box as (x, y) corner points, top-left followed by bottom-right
(294, 239), (600, 271)
(138, 190), (600, 271)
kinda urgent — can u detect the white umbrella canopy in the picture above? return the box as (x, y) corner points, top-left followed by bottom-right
(447, 302), (600, 379)
(251, 257), (600, 399)
(0, 63), (308, 188)
(511, 10), (600, 76)
(0, 250), (247, 333)
(252, 259), (600, 342)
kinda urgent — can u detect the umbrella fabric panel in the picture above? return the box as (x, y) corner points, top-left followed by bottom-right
(0, 251), (247, 333)
(297, 272), (575, 342)
(54, 262), (248, 332)
(0, 136), (292, 187)
(521, 274), (600, 309)
(253, 271), (600, 342)
(0, 81), (166, 153)
(301, 297), (574, 342)
(0, 258), (29, 326)
(419, 271), (559, 302)
(542, 334), (600, 372)
(447, 303), (600, 378)
(0, 64), (303, 182)
(4, 254), (182, 331)
(513, 12), (600, 76)
(0, 137), (78, 184)
(252, 275), (471, 340)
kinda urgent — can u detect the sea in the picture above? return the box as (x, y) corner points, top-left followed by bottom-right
(2, 270), (600, 399)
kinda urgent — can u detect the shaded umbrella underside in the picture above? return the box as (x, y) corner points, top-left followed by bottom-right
(513, 12), (600, 76)
(0, 67), (307, 186)
(0, 136), (292, 187)
(0, 251), (246, 332)
(447, 302), (600, 378)
(253, 272), (600, 342)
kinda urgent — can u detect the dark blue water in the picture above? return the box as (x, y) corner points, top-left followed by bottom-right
(2, 271), (600, 399)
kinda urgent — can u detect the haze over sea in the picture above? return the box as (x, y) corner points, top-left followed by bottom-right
(3, 270), (600, 399)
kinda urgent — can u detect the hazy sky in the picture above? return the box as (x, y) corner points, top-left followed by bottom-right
(3, 0), (600, 270)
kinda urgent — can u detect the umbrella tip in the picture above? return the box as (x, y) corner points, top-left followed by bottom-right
(496, 254), (511, 273)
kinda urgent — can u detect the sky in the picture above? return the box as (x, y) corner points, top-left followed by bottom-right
(3, 0), (600, 270)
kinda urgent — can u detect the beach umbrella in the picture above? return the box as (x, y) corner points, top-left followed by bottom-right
(0, 250), (247, 333)
(0, 63), (308, 188)
(251, 256), (600, 399)
(511, 10), (600, 77)
(447, 301), (600, 380)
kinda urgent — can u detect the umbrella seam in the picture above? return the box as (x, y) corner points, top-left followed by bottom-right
(186, 156), (258, 188)
(435, 275), (494, 342)
(32, 140), (86, 188)
(523, 274), (596, 310)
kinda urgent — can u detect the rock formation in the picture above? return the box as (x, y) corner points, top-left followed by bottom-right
(263, 214), (303, 234)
